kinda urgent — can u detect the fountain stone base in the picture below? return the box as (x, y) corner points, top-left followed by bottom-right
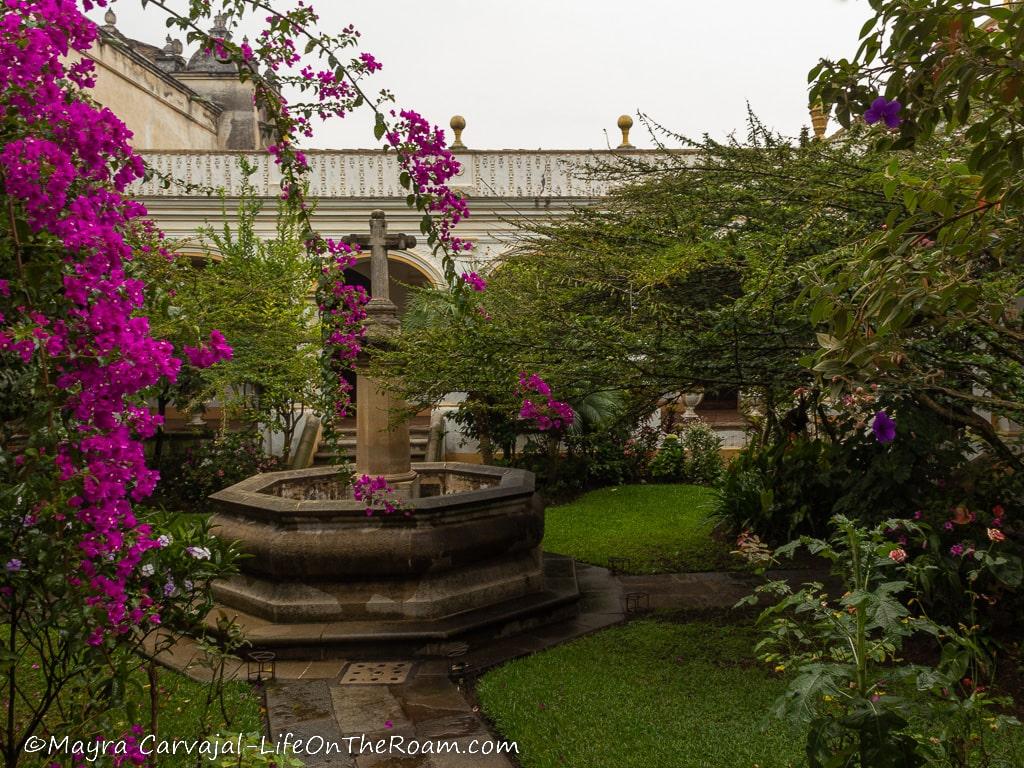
(208, 462), (580, 657)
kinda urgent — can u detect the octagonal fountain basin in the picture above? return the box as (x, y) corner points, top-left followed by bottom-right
(207, 463), (579, 656)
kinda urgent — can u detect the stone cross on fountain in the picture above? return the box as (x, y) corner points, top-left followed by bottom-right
(343, 210), (420, 493)
(343, 209), (417, 327)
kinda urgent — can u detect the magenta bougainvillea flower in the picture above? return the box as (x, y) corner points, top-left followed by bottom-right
(352, 473), (409, 516)
(183, 330), (233, 368)
(516, 373), (573, 431)
(462, 271), (487, 292)
(359, 52), (383, 72)
(864, 97), (902, 128)
(871, 411), (896, 444)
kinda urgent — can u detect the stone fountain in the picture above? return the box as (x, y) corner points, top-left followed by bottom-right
(208, 211), (579, 658)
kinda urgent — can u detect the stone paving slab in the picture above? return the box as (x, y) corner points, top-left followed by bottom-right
(265, 680), (353, 767)
(331, 686), (413, 734)
(275, 659), (349, 680)
(618, 568), (831, 612)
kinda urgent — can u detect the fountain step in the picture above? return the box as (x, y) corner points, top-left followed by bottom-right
(206, 555), (581, 660)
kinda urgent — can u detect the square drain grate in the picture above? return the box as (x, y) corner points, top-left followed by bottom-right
(340, 661), (412, 685)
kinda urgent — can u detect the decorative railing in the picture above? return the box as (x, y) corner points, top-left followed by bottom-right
(133, 149), (666, 199)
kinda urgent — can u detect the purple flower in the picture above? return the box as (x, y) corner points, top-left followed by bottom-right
(864, 97), (902, 129)
(872, 411), (896, 444)
(950, 544), (965, 557)
(6, 559), (22, 572)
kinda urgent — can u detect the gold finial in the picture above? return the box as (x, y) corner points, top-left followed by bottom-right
(616, 114), (634, 149)
(450, 115), (467, 150)
(810, 102), (828, 140)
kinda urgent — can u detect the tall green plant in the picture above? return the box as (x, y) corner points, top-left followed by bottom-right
(170, 161), (320, 462)
(742, 516), (1020, 768)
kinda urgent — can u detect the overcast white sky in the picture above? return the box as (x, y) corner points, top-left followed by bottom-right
(93, 0), (868, 150)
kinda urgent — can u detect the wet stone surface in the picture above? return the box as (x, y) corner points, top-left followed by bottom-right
(262, 563), (626, 767)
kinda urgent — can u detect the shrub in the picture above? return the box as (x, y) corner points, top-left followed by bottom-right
(716, 390), (976, 542)
(649, 433), (686, 482)
(719, 389), (1023, 627)
(649, 422), (724, 485)
(680, 420), (725, 485)
(154, 432), (281, 511)
(743, 515), (1022, 768)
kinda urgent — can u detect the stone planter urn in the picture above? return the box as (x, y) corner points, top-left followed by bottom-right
(679, 389), (704, 421)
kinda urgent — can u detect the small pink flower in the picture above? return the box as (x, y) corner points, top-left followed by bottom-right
(888, 548), (907, 563)
(988, 528), (1006, 543)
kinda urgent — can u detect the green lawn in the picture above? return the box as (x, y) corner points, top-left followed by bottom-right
(478, 619), (1024, 768)
(477, 620), (804, 768)
(542, 484), (733, 573)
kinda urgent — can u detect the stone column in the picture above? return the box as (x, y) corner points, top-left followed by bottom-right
(351, 210), (419, 495)
(355, 363), (417, 492)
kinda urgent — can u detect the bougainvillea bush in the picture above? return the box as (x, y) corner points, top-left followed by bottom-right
(0, 1), (249, 762)
(0, 0), (496, 763)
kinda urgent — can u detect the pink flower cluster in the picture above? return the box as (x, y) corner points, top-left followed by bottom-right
(0, 0), (229, 638)
(387, 109), (471, 255)
(253, 7), (364, 140)
(517, 372), (574, 432)
(183, 329), (233, 368)
(351, 473), (409, 517)
(316, 239), (368, 418)
(945, 504), (1010, 557)
(461, 271), (487, 292)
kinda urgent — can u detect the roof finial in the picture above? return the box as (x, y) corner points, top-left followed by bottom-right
(810, 101), (829, 140)
(450, 115), (467, 150)
(617, 114), (634, 149)
(103, 8), (117, 27)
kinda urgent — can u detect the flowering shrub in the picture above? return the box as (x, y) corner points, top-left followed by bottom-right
(742, 515), (1021, 767)
(648, 422), (723, 485)
(717, 388), (974, 541)
(0, 0), (474, 763)
(153, 432), (281, 512)
(0, 0), (206, 647)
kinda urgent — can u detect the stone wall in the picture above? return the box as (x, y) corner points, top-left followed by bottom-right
(75, 38), (222, 150)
